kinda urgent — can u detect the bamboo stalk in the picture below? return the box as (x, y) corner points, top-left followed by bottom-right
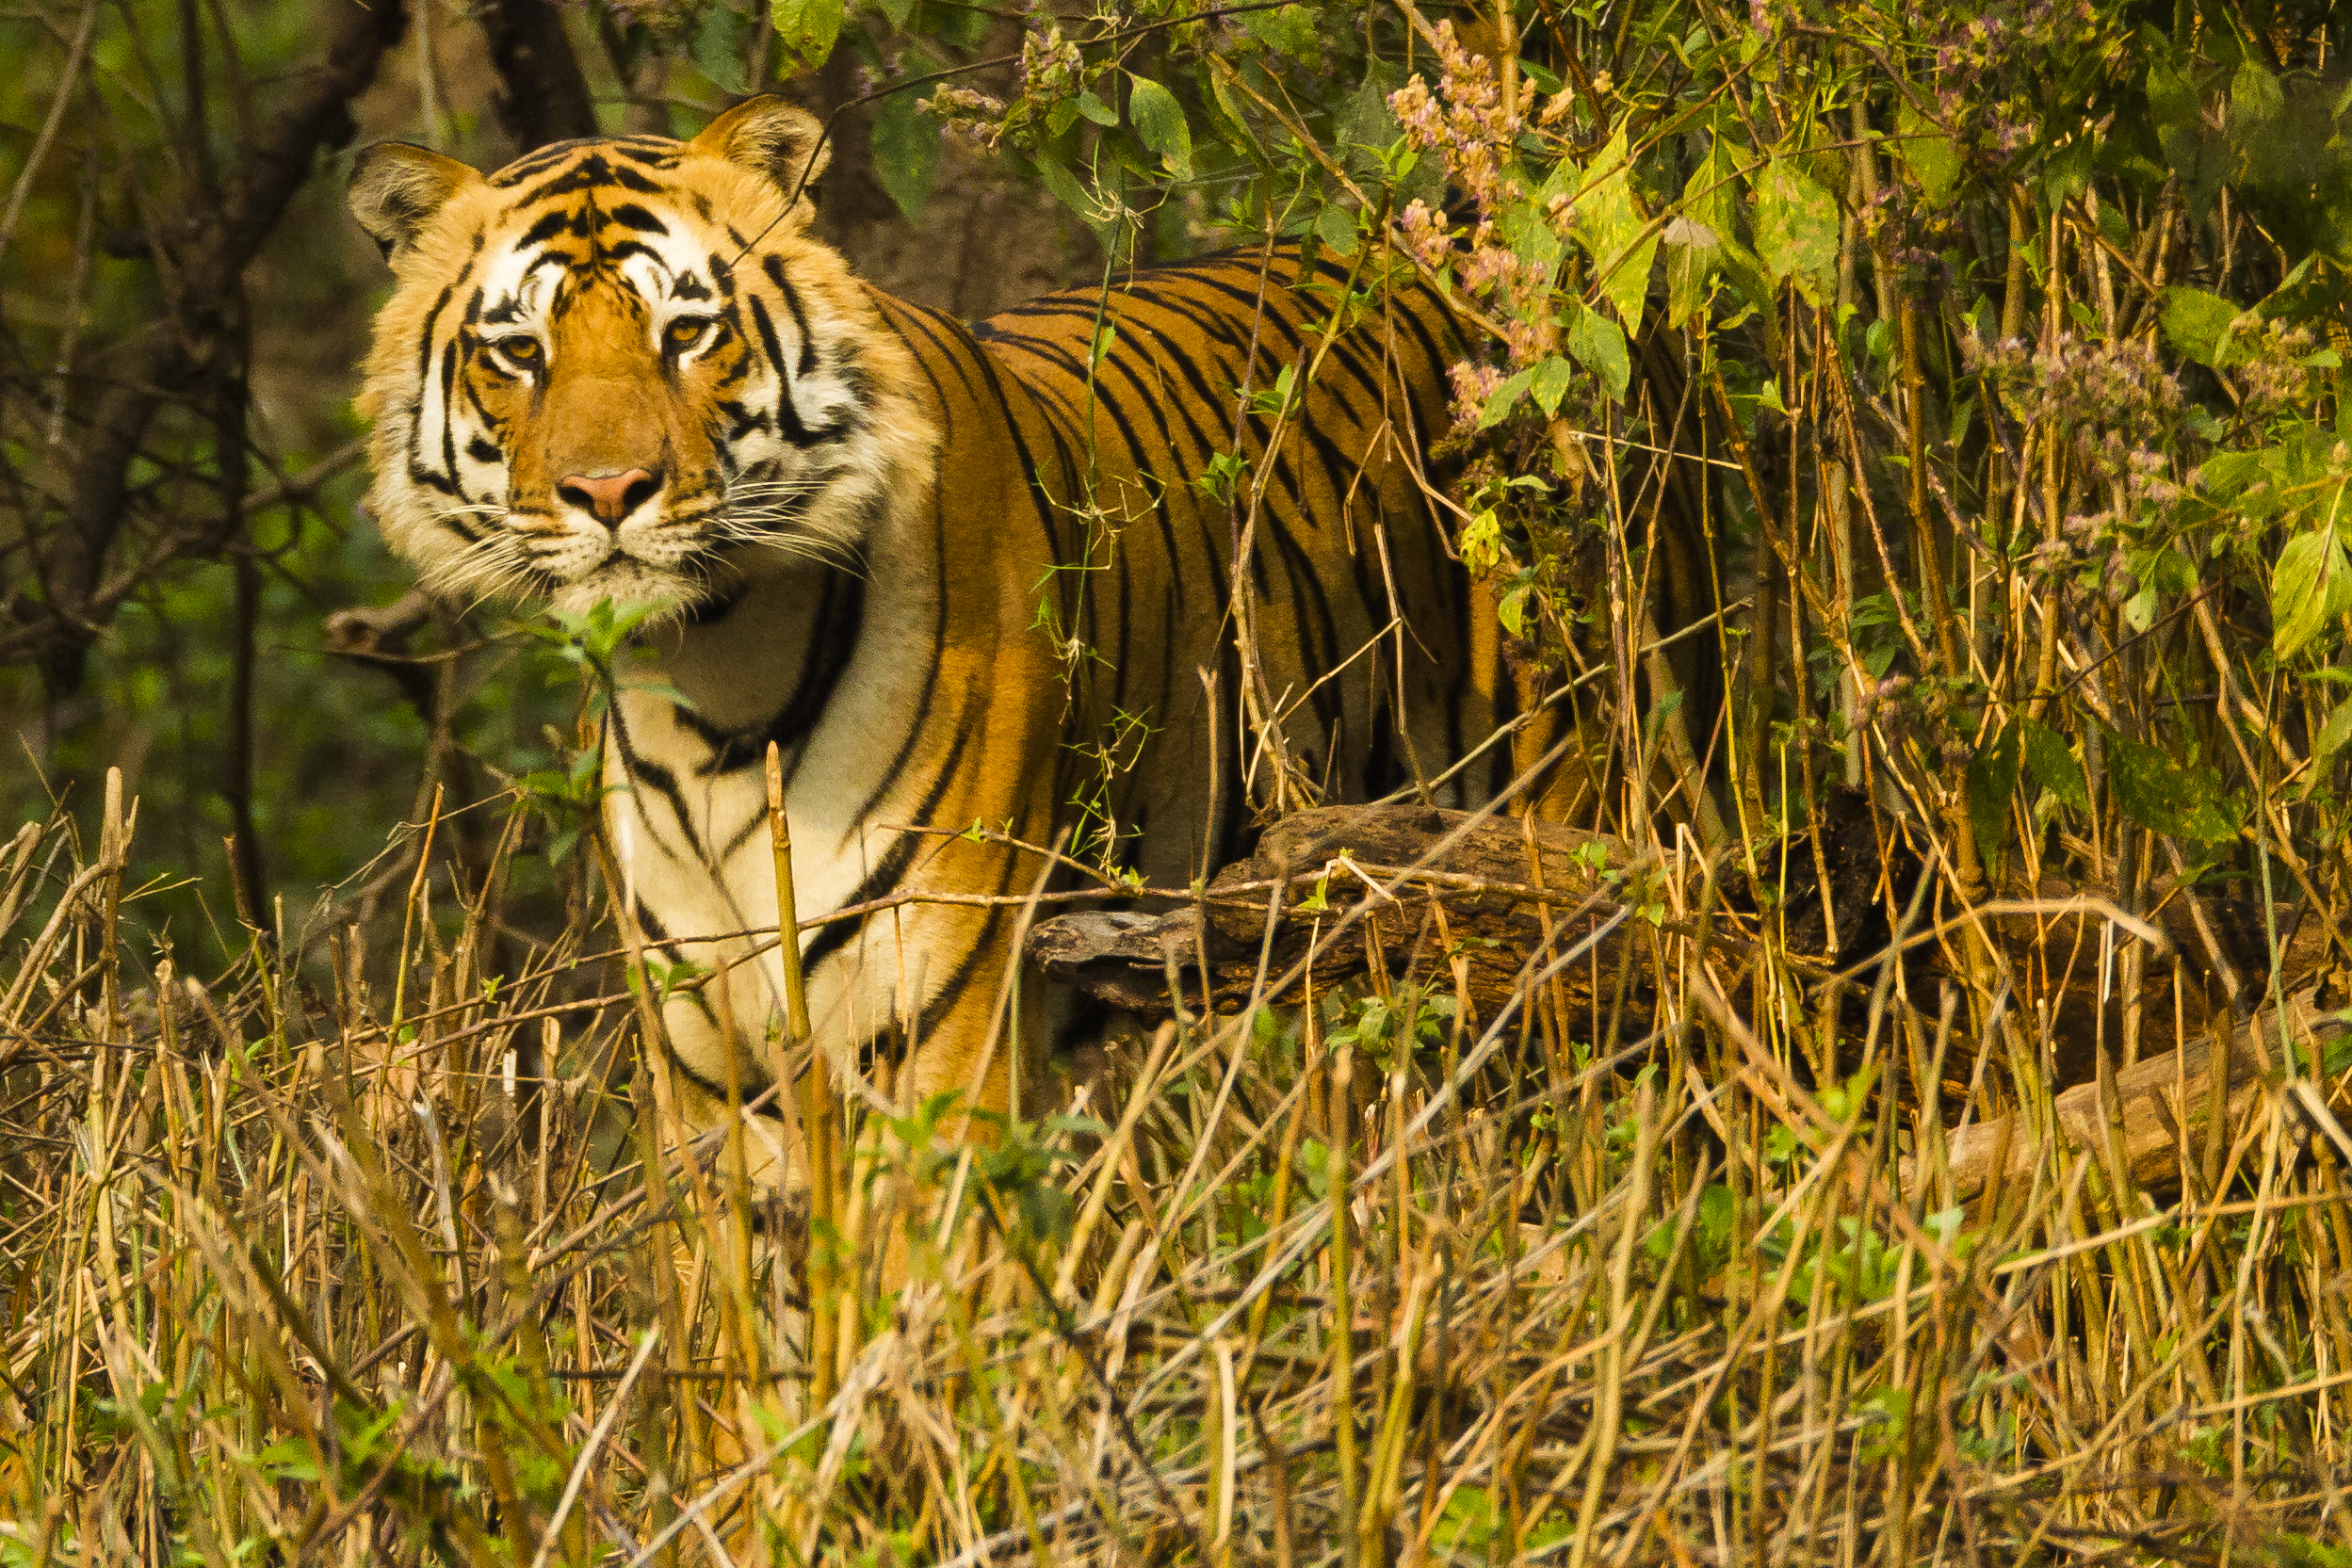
(767, 739), (837, 1409)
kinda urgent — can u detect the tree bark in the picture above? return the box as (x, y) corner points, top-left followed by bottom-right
(480, 0), (599, 152)
(1030, 803), (2310, 1073)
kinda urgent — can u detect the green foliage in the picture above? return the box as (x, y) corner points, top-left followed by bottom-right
(771, 0), (847, 71)
(871, 86), (943, 220)
(1577, 127), (1656, 328)
(1751, 156), (1840, 307)
(1322, 983), (1457, 1073)
(2161, 286), (2254, 367)
(1125, 75), (1192, 180)
(1966, 719), (2020, 866)
(2019, 717), (2087, 811)
(2105, 725), (2240, 844)
(972, 1111), (1095, 1248)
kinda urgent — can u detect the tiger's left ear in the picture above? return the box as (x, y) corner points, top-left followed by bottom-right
(689, 97), (832, 216)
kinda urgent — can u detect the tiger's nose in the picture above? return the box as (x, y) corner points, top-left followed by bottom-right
(558, 468), (661, 527)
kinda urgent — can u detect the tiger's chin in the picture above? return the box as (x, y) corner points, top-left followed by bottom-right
(543, 558), (714, 625)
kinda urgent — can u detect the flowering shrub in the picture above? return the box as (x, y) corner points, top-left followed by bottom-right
(765, 0), (2349, 884)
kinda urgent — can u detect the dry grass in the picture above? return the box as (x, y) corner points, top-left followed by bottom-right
(1, 765), (2349, 1568)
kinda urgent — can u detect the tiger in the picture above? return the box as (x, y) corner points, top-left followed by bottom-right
(349, 95), (1532, 1191)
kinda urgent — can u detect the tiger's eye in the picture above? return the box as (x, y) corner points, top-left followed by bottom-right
(666, 318), (711, 351)
(496, 337), (542, 365)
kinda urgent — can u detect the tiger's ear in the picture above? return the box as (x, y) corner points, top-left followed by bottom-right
(350, 143), (484, 262)
(689, 97), (832, 214)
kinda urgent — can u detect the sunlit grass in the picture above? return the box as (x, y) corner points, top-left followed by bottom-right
(4, 768), (2349, 1567)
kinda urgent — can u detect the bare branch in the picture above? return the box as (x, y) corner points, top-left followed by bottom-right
(31, 0), (411, 691)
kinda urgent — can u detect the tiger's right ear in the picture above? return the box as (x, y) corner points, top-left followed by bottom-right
(349, 143), (484, 262)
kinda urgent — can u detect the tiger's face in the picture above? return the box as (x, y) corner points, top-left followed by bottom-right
(351, 100), (909, 618)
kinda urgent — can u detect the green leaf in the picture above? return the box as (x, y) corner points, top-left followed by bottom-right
(1966, 720), (2020, 866)
(690, 1), (755, 92)
(2231, 59), (2285, 130)
(1074, 89), (1118, 127)
(2160, 287), (2249, 367)
(1663, 215), (1722, 329)
(2106, 729), (2240, 843)
(2272, 523), (2352, 661)
(1685, 135), (1743, 244)
(872, 91), (942, 223)
(770, 0), (843, 71)
(1751, 156), (1840, 305)
(2020, 718), (2087, 811)
(254, 1436), (321, 1483)
(1498, 582), (1534, 637)
(1575, 126), (1657, 330)
(2043, 136), (2094, 203)
(1565, 304), (1630, 401)
(2314, 701), (2352, 771)
(1241, 3), (1317, 57)
(2147, 57), (2199, 135)
(1697, 1183), (1737, 1259)
(1894, 97), (1958, 203)
(1338, 74), (1415, 190)
(1479, 367), (1535, 428)
(1127, 74), (1192, 179)
(1314, 202), (1358, 256)
(1530, 355), (1578, 417)
(1031, 150), (1108, 236)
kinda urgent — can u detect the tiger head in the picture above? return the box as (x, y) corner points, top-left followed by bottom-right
(349, 99), (922, 618)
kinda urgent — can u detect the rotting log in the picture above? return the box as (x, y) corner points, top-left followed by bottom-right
(1914, 990), (2352, 1204)
(1031, 804), (2305, 1054)
(1028, 804), (1716, 1024)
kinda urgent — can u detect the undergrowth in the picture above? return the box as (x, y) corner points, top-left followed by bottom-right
(3, 768), (2349, 1567)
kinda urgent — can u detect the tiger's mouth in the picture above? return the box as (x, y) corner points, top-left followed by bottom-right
(469, 484), (860, 615)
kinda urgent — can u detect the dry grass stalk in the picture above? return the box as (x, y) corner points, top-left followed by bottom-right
(0, 767), (2347, 1565)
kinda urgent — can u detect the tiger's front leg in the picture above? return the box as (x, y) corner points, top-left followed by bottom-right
(637, 879), (1043, 1228)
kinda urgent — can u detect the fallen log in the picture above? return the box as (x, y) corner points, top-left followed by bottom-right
(1917, 990), (2352, 1204)
(1028, 804), (1719, 1025)
(1031, 803), (2296, 1055)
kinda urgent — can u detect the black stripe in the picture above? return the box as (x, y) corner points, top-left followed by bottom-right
(800, 723), (972, 978)
(513, 155), (633, 204)
(610, 706), (706, 862)
(600, 239), (666, 267)
(689, 567), (868, 790)
(437, 342), (462, 484)
(605, 203), (670, 234)
(487, 140), (596, 186)
(882, 298), (984, 405)
(515, 209), (577, 249)
(764, 256), (819, 378)
(407, 284), (455, 473)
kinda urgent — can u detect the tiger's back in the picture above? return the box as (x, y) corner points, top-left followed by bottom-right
(878, 248), (1514, 887)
